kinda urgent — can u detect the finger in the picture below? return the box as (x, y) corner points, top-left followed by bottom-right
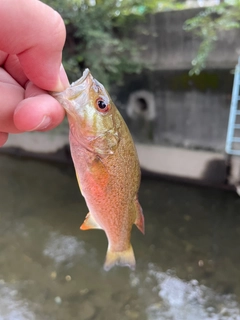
(0, 69), (24, 133)
(0, 51), (8, 65)
(0, 132), (8, 147)
(3, 54), (28, 87)
(0, 0), (69, 91)
(14, 83), (65, 132)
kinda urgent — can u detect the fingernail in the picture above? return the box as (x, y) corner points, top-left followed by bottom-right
(55, 64), (69, 92)
(30, 116), (52, 131)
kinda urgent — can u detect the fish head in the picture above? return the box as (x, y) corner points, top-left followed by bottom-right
(53, 69), (121, 155)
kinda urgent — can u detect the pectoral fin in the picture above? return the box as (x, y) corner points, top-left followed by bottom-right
(134, 199), (145, 234)
(89, 156), (110, 189)
(80, 212), (102, 230)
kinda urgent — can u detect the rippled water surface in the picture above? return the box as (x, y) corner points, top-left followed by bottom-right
(1, 154), (240, 320)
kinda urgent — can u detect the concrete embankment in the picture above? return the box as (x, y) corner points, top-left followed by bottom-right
(1, 131), (239, 192)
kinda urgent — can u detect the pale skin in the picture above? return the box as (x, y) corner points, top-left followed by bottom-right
(0, 0), (69, 147)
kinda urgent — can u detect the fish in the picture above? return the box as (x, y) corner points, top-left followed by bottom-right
(52, 69), (144, 271)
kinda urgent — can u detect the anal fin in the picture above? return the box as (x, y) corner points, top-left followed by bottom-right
(80, 212), (102, 230)
(134, 199), (145, 234)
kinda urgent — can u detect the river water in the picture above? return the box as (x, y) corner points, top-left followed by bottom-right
(0, 154), (240, 320)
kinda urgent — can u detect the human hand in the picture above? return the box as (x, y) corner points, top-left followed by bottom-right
(0, 0), (69, 147)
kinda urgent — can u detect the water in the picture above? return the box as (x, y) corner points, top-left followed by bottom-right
(1, 154), (240, 320)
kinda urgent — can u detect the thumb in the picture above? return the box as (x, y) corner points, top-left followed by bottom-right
(0, 0), (69, 91)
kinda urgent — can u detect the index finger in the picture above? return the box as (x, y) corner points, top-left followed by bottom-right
(0, 0), (68, 91)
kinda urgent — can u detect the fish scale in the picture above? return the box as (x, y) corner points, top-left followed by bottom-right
(52, 69), (144, 271)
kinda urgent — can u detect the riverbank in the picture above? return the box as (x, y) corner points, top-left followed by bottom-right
(2, 131), (239, 192)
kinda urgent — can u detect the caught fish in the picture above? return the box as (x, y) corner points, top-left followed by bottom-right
(53, 69), (144, 271)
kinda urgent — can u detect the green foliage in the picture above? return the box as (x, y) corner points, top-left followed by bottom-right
(184, 0), (240, 75)
(42, 0), (182, 88)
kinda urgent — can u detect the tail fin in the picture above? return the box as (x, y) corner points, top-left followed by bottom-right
(104, 245), (136, 271)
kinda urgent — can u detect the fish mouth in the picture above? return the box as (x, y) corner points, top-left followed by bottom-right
(67, 68), (94, 97)
(72, 69), (91, 87)
(51, 69), (97, 114)
(57, 69), (94, 103)
(51, 69), (93, 99)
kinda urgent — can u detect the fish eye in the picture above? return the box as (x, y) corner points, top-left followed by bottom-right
(96, 98), (110, 113)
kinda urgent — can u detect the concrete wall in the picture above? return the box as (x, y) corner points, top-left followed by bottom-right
(116, 69), (232, 152)
(118, 8), (239, 152)
(154, 90), (229, 151)
(136, 8), (240, 70)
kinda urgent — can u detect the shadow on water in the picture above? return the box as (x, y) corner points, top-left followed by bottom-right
(1, 154), (240, 320)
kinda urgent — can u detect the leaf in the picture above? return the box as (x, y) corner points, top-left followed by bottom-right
(42, 0), (184, 86)
(184, 1), (240, 75)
